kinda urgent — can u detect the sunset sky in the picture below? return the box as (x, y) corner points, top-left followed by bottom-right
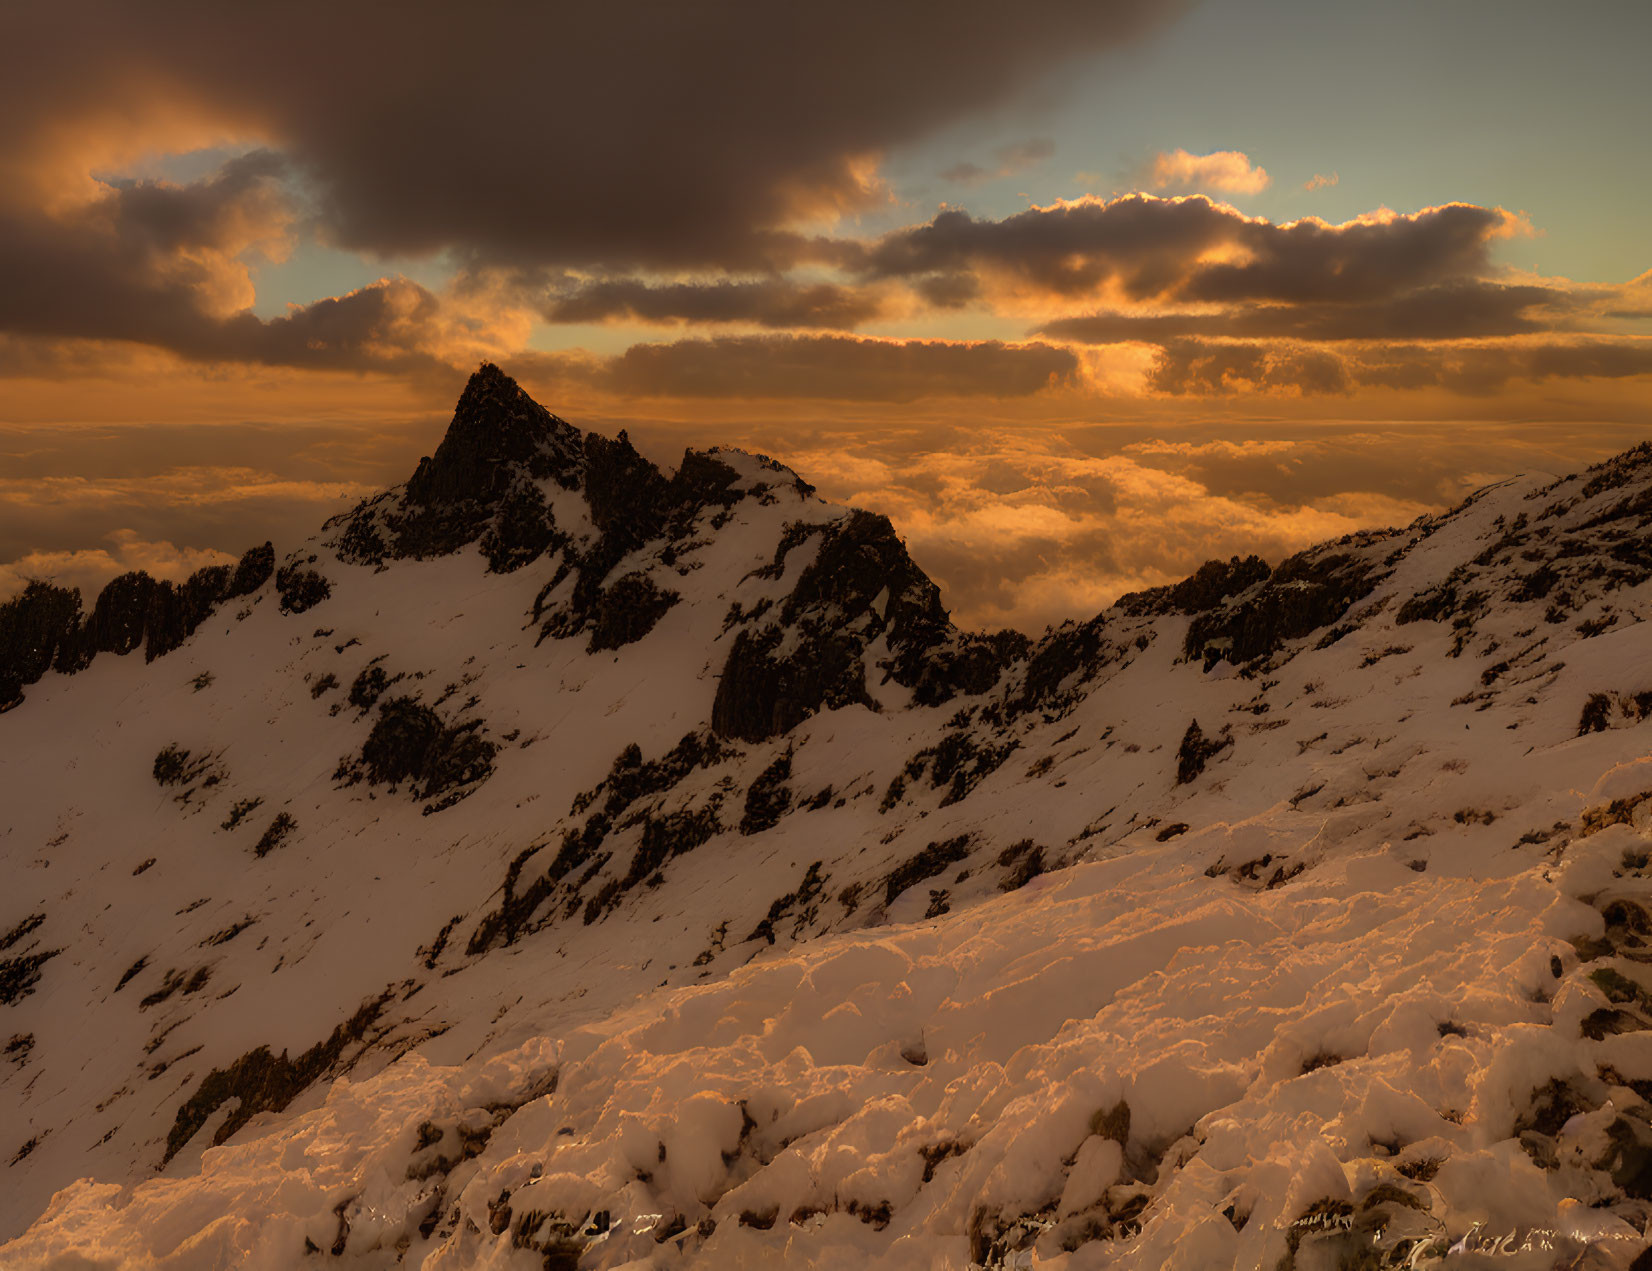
(2, 0), (1648, 628)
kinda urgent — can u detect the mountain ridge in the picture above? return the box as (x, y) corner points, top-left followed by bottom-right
(7, 369), (1652, 1267)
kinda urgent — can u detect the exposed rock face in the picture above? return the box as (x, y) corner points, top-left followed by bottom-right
(536, 442), (782, 651)
(1015, 616), (1110, 714)
(1116, 554), (1272, 617)
(479, 483), (562, 574)
(275, 561), (332, 614)
(355, 697), (497, 801)
(77, 571), (165, 659)
(161, 992), (391, 1166)
(711, 510), (1018, 742)
(225, 541), (276, 598)
(0, 542), (274, 707)
(0, 583), (81, 708)
(586, 573), (679, 653)
(409, 363), (586, 508)
(1184, 543), (1391, 667)
(334, 363), (585, 569)
(1175, 719), (1231, 784)
(712, 621), (876, 745)
(667, 449), (744, 510)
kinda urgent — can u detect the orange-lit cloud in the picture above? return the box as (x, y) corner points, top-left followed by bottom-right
(1149, 148), (1270, 195)
(1304, 171), (1339, 192)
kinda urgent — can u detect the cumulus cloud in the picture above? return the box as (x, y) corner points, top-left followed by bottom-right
(8, 371), (1651, 629)
(859, 195), (1521, 305)
(1304, 171), (1339, 192)
(759, 418), (1652, 629)
(1148, 148), (1270, 195)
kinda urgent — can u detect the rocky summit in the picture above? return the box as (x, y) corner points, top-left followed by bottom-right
(8, 367), (1652, 1268)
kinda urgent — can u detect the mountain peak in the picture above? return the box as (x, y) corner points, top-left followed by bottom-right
(327, 366), (588, 568)
(406, 363), (583, 509)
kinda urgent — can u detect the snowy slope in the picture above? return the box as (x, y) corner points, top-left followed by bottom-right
(7, 368), (1652, 1269)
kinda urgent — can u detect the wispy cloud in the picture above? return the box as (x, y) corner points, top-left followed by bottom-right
(1304, 171), (1339, 192)
(941, 138), (1056, 186)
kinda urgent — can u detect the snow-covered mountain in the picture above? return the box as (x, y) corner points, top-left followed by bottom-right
(7, 364), (1652, 1269)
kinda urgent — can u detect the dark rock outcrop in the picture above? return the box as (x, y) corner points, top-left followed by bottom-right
(884, 836), (973, 905)
(739, 751), (794, 835)
(666, 450), (744, 511)
(1176, 719), (1231, 784)
(333, 363), (584, 569)
(0, 582), (81, 708)
(1184, 548), (1386, 666)
(586, 573), (679, 653)
(163, 991), (391, 1165)
(225, 541), (276, 597)
(712, 622), (874, 744)
(408, 362), (585, 508)
(354, 697), (497, 801)
(1117, 555), (1271, 617)
(712, 511), (1013, 742)
(77, 571), (166, 659)
(1016, 618), (1108, 713)
(480, 483), (564, 574)
(0, 540), (275, 708)
(275, 562), (332, 614)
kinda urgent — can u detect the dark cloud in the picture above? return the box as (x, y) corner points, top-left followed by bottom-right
(540, 278), (887, 329)
(99, 150), (289, 253)
(1147, 340), (1351, 396)
(187, 282), (443, 372)
(1186, 204), (1510, 304)
(0, 154), (444, 372)
(1043, 281), (1566, 343)
(564, 334), (1079, 401)
(1147, 337), (1652, 396)
(862, 196), (1232, 297)
(0, 156), (281, 342)
(862, 196), (1514, 303)
(0, 1), (1183, 273)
